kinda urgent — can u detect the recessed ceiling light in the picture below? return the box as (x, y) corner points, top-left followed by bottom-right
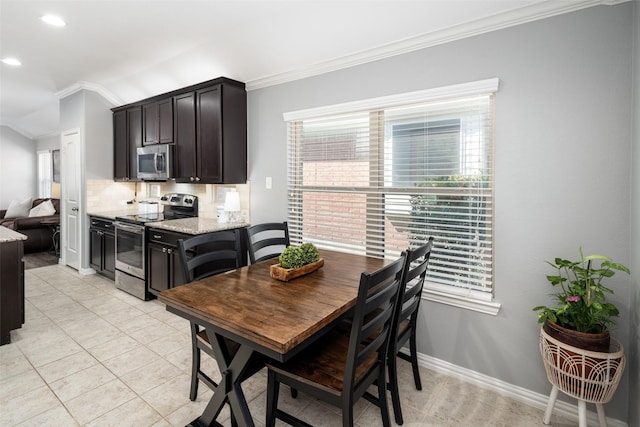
(1, 58), (22, 66)
(41, 15), (66, 27)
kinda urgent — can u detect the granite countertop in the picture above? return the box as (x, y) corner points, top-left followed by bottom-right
(0, 226), (27, 243)
(88, 208), (138, 221)
(145, 217), (249, 235)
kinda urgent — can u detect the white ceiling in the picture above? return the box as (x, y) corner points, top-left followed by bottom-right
(0, 0), (622, 139)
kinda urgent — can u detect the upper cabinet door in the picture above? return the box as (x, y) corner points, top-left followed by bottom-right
(196, 85), (223, 183)
(113, 109), (128, 180)
(142, 103), (158, 145)
(127, 107), (142, 180)
(158, 98), (173, 144)
(113, 107), (141, 181)
(173, 92), (197, 182)
(143, 98), (173, 145)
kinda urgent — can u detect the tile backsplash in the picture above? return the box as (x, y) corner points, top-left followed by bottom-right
(86, 180), (250, 221)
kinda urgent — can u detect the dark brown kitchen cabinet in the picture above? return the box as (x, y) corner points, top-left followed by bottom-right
(143, 98), (173, 145)
(173, 80), (247, 184)
(113, 77), (246, 184)
(113, 106), (142, 181)
(89, 217), (115, 280)
(146, 229), (188, 296)
(0, 239), (24, 345)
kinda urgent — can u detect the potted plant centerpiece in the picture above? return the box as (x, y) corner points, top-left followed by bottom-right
(270, 243), (324, 281)
(533, 248), (630, 352)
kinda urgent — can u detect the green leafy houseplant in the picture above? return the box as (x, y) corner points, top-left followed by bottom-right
(279, 243), (320, 269)
(533, 248), (630, 334)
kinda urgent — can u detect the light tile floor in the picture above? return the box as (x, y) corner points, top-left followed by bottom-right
(1, 264), (575, 427)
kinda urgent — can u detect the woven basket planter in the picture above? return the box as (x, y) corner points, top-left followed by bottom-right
(269, 258), (324, 282)
(539, 326), (625, 404)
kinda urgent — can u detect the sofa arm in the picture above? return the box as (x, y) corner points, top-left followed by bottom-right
(13, 215), (59, 231)
(0, 210), (6, 219)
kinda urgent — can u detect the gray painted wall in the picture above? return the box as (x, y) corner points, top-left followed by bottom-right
(84, 91), (114, 181)
(628, 2), (639, 426)
(247, 4), (635, 422)
(59, 89), (114, 270)
(35, 134), (60, 152)
(0, 126), (37, 209)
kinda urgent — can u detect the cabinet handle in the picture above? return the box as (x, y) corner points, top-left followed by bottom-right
(190, 177), (195, 182)
(162, 247), (167, 253)
(195, 177), (201, 182)
(153, 234), (162, 239)
(167, 248), (173, 254)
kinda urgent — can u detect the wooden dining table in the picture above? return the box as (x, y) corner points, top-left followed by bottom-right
(158, 249), (387, 427)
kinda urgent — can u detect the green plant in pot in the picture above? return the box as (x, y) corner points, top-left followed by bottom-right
(533, 248), (630, 352)
(279, 243), (320, 269)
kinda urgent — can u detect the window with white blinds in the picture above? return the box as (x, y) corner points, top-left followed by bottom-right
(37, 150), (52, 198)
(285, 79), (498, 295)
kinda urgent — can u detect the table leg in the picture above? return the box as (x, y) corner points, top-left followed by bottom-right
(189, 329), (256, 427)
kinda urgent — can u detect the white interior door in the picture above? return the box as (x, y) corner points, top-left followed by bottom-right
(62, 129), (81, 270)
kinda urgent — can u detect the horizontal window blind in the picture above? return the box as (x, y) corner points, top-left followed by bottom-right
(286, 83), (496, 293)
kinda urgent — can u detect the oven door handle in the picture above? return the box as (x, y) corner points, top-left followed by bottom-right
(115, 222), (145, 234)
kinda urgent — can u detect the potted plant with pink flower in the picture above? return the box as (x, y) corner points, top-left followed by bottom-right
(533, 248), (630, 351)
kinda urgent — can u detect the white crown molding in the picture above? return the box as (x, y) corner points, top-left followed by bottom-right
(246, 0), (630, 91)
(1, 123), (36, 140)
(413, 350), (628, 427)
(55, 81), (122, 106)
(1, 123), (62, 140)
(283, 78), (499, 121)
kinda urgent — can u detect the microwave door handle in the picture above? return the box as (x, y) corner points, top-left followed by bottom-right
(154, 153), (160, 173)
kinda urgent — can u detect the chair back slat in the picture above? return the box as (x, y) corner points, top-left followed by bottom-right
(245, 222), (290, 264)
(394, 238), (433, 335)
(345, 255), (405, 392)
(177, 229), (242, 284)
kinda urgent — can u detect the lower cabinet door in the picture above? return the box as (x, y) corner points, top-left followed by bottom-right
(89, 229), (102, 271)
(148, 243), (170, 294)
(170, 249), (187, 287)
(103, 232), (116, 279)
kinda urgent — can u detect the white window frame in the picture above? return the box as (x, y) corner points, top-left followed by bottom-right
(284, 79), (501, 315)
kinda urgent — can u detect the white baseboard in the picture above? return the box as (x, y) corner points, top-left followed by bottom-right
(409, 350), (628, 427)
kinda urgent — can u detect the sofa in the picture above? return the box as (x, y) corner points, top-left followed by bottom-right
(0, 198), (60, 253)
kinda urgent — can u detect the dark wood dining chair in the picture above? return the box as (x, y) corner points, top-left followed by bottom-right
(388, 237), (434, 425)
(177, 229), (264, 402)
(245, 221), (290, 264)
(265, 254), (406, 427)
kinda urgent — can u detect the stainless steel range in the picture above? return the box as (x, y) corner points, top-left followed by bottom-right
(114, 193), (198, 300)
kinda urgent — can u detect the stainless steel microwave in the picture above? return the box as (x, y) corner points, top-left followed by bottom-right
(137, 144), (173, 181)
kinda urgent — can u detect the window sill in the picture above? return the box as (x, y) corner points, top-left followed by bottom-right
(423, 282), (501, 315)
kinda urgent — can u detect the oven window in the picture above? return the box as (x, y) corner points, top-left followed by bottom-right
(116, 228), (144, 271)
